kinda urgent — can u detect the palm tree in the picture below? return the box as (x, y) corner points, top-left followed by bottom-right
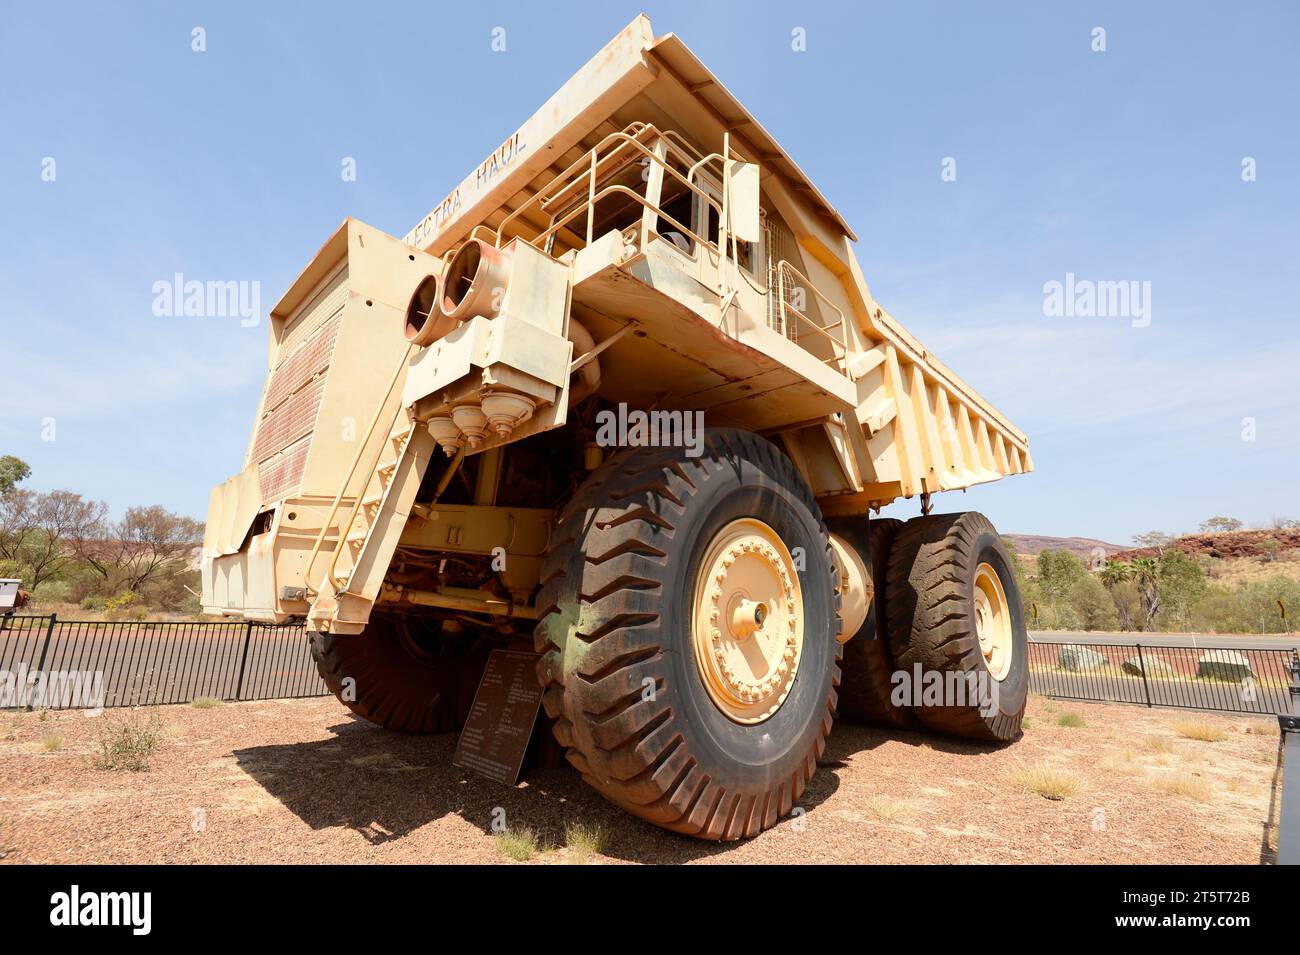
(1130, 556), (1161, 630)
(1099, 561), (1132, 587)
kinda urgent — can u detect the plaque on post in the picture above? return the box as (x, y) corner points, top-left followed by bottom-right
(453, 649), (545, 786)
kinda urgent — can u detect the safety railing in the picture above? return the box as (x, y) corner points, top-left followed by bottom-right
(453, 121), (860, 386)
(772, 260), (849, 368)
(496, 124), (724, 257)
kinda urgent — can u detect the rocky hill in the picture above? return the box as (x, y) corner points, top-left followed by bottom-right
(1109, 528), (1300, 563)
(1003, 534), (1127, 560)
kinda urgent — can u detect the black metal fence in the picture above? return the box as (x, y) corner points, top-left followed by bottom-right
(0, 614), (322, 710)
(5, 614), (1296, 717)
(1028, 640), (1298, 715)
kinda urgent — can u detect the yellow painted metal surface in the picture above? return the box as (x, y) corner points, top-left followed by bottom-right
(202, 14), (1032, 626)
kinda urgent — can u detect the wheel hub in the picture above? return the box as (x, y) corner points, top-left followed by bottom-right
(691, 518), (804, 724)
(974, 562), (1013, 681)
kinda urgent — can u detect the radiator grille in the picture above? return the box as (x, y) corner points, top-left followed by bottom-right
(248, 267), (348, 502)
(258, 437), (312, 503)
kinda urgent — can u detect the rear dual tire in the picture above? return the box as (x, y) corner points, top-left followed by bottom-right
(884, 512), (1027, 742)
(828, 516), (914, 729)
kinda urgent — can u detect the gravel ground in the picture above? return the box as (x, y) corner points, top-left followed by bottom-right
(0, 696), (1281, 865)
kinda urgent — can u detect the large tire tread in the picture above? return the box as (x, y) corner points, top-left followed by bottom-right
(885, 511), (1025, 742)
(310, 621), (487, 735)
(828, 516), (915, 729)
(534, 428), (840, 840)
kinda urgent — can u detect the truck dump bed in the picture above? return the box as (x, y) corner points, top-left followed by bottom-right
(201, 14), (1030, 628)
(399, 16), (1031, 508)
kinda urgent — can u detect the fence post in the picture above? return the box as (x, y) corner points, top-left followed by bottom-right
(26, 613), (57, 711)
(1135, 643), (1152, 708)
(233, 621), (254, 701)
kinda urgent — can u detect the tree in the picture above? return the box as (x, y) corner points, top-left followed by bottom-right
(1070, 575), (1120, 630)
(0, 488), (37, 562)
(1199, 516), (1242, 534)
(1130, 557), (1161, 630)
(0, 455), (31, 495)
(1108, 580), (1143, 631)
(1132, 531), (1174, 556)
(1099, 560), (1132, 587)
(0, 490), (106, 590)
(1155, 550), (1206, 630)
(1037, 549), (1087, 601)
(77, 505), (203, 593)
(1003, 538), (1044, 629)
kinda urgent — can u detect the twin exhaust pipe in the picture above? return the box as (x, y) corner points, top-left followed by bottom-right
(404, 237), (598, 455)
(403, 238), (511, 346)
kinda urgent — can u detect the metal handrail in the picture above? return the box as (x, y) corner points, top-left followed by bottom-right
(486, 122), (850, 376)
(302, 343), (414, 596)
(492, 124), (650, 245)
(774, 260), (849, 368)
(496, 126), (724, 253)
(544, 184), (716, 258)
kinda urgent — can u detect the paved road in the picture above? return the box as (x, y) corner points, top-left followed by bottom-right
(1031, 630), (1299, 651)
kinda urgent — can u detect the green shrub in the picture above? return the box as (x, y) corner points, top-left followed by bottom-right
(564, 822), (609, 857)
(92, 710), (162, 772)
(495, 827), (542, 861)
(31, 580), (75, 605)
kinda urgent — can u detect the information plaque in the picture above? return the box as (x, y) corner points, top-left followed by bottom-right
(452, 649), (545, 786)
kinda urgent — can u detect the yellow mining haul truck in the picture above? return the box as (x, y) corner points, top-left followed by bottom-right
(201, 15), (1033, 839)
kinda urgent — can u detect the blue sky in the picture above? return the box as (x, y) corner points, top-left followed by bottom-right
(2, 1), (1296, 545)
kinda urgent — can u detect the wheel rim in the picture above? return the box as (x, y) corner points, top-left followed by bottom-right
(690, 518), (804, 724)
(973, 562), (1013, 681)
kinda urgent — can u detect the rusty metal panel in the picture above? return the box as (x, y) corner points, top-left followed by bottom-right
(257, 436), (311, 504)
(277, 268), (347, 356)
(245, 279), (346, 502)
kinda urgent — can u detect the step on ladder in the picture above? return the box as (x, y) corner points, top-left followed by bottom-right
(303, 345), (434, 635)
(307, 406), (433, 634)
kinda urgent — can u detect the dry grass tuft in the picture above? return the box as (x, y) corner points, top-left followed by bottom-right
(1154, 772), (1212, 802)
(1101, 751), (1144, 776)
(1057, 712), (1086, 728)
(1173, 719), (1229, 743)
(1011, 763), (1081, 800)
(866, 796), (913, 822)
(564, 822), (608, 857)
(92, 711), (162, 772)
(495, 827), (542, 862)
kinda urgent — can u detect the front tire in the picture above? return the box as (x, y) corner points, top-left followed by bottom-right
(534, 428), (840, 840)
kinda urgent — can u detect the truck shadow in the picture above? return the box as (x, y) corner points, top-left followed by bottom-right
(232, 713), (861, 862)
